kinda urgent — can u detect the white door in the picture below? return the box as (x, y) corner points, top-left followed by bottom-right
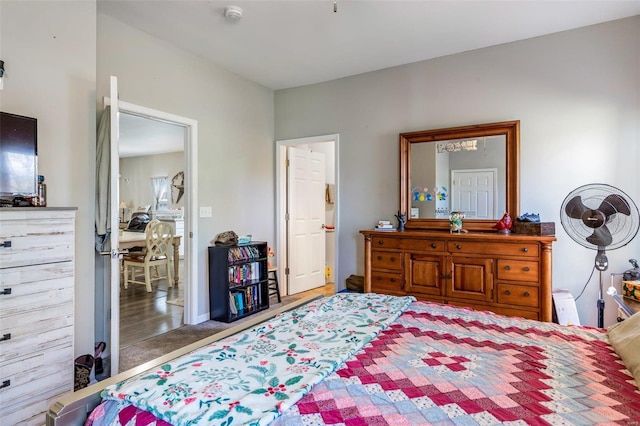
(287, 147), (326, 294)
(451, 168), (497, 219)
(108, 76), (122, 373)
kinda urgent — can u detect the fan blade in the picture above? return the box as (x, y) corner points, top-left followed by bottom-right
(598, 194), (631, 218)
(586, 226), (613, 247)
(565, 195), (588, 219)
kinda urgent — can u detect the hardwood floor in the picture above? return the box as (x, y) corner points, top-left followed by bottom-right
(120, 264), (335, 347)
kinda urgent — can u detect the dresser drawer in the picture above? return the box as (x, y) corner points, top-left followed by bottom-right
(448, 241), (539, 257)
(371, 271), (404, 294)
(496, 260), (539, 282)
(496, 283), (539, 308)
(401, 239), (445, 252)
(371, 251), (402, 271)
(0, 310), (73, 363)
(0, 344), (72, 406)
(371, 236), (401, 249)
(0, 216), (75, 268)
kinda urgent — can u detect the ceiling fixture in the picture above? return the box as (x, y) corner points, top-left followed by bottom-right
(224, 6), (243, 22)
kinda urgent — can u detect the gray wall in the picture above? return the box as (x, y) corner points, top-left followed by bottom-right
(97, 13), (275, 322)
(0, 1), (97, 357)
(120, 152), (185, 216)
(275, 16), (640, 327)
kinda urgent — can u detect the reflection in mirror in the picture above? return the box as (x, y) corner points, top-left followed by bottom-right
(400, 121), (519, 232)
(410, 135), (506, 220)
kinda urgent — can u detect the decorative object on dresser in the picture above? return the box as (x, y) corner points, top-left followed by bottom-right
(0, 207), (76, 425)
(208, 242), (270, 322)
(492, 211), (512, 234)
(560, 183), (639, 327)
(361, 229), (555, 321)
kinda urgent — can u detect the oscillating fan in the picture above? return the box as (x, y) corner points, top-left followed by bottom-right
(560, 183), (640, 327)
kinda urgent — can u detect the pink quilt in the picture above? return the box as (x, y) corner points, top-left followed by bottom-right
(273, 302), (640, 425)
(87, 297), (640, 425)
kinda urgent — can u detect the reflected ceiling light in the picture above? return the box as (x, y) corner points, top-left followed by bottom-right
(437, 139), (478, 153)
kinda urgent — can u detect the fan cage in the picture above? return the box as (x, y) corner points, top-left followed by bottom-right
(560, 183), (640, 251)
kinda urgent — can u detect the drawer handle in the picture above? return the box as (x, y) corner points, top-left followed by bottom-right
(456, 244), (462, 250)
(431, 243), (436, 249)
(0, 240), (11, 248)
(524, 292), (530, 297)
(505, 290), (511, 295)
(390, 278), (396, 283)
(0, 288), (11, 295)
(378, 241), (384, 245)
(504, 265), (511, 271)
(0, 333), (10, 342)
(377, 256), (382, 260)
(377, 276), (382, 281)
(0, 379), (9, 389)
(390, 257), (396, 262)
(522, 247), (528, 253)
(523, 267), (530, 272)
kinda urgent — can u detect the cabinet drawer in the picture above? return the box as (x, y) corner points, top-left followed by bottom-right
(371, 271), (404, 294)
(371, 251), (402, 270)
(497, 283), (539, 308)
(496, 260), (539, 282)
(448, 241), (539, 257)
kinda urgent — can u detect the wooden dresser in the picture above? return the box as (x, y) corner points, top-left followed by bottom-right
(361, 229), (556, 321)
(0, 208), (76, 425)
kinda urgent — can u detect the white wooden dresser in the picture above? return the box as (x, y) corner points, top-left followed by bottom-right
(0, 208), (76, 425)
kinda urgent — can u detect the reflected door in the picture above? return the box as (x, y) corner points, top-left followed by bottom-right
(451, 169), (497, 219)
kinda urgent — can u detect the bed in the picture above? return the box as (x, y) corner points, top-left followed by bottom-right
(47, 292), (640, 425)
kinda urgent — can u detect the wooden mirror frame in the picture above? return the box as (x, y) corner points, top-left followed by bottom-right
(400, 120), (520, 232)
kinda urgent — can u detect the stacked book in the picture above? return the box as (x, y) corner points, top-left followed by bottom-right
(375, 220), (396, 231)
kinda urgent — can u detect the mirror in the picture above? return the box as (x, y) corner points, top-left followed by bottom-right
(400, 121), (520, 232)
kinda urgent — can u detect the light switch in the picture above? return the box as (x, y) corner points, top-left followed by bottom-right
(200, 206), (212, 217)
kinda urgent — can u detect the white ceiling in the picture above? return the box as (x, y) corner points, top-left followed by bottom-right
(119, 113), (185, 157)
(106, 0), (640, 155)
(100, 0), (640, 91)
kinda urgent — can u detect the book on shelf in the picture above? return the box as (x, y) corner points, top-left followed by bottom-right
(228, 261), (261, 284)
(227, 245), (261, 263)
(228, 292), (238, 314)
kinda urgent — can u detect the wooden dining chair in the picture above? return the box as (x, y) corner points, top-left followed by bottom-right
(123, 219), (174, 292)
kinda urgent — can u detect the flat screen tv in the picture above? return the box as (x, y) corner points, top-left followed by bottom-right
(0, 111), (38, 198)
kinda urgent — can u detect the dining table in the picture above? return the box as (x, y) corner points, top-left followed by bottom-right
(119, 231), (182, 284)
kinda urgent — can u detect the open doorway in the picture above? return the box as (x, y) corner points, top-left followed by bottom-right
(275, 134), (339, 297)
(102, 91), (199, 375)
(118, 112), (186, 349)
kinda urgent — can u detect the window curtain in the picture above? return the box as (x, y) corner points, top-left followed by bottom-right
(150, 176), (169, 211)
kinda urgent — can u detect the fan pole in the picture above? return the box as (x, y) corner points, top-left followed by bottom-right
(597, 270), (605, 328)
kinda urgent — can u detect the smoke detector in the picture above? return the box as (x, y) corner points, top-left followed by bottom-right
(224, 6), (243, 22)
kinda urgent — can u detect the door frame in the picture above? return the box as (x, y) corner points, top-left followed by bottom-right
(105, 97), (199, 325)
(275, 134), (339, 295)
(104, 98), (199, 375)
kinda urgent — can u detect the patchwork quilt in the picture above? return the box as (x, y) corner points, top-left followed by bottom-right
(86, 295), (640, 426)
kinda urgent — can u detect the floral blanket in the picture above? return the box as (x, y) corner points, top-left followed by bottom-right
(88, 293), (415, 426)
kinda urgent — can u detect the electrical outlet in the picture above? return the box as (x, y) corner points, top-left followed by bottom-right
(200, 206), (212, 218)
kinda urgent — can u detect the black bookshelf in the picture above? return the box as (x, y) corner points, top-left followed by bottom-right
(208, 241), (270, 322)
